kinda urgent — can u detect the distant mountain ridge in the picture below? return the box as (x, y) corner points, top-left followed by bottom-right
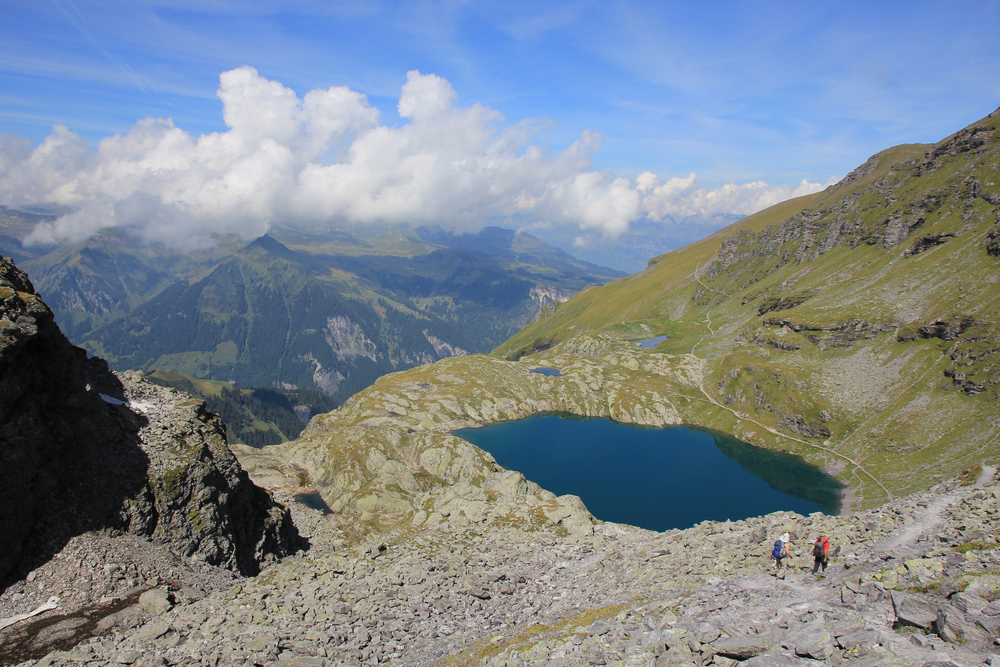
(0, 219), (623, 401)
(527, 212), (743, 273)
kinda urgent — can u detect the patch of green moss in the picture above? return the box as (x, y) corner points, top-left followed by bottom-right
(907, 581), (942, 594)
(162, 465), (188, 496)
(187, 508), (205, 533)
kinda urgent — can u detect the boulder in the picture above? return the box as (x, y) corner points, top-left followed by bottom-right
(891, 591), (939, 630)
(949, 592), (988, 614)
(712, 635), (772, 660)
(844, 650), (918, 667)
(977, 616), (1000, 637)
(787, 627), (834, 660)
(743, 654), (806, 667)
(138, 589), (173, 615)
(829, 618), (867, 638)
(962, 574), (1000, 600)
(134, 620), (171, 643)
(935, 605), (990, 642)
(837, 629), (882, 650)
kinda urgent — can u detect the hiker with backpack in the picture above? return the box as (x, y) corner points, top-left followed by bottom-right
(811, 535), (831, 575)
(770, 533), (792, 579)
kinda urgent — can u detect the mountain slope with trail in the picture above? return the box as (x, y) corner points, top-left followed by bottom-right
(498, 108), (1000, 507)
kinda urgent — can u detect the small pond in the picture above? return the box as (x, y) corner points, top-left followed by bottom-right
(454, 414), (842, 532)
(293, 490), (333, 515)
(530, 367), (562, 377)
(635, 335), (668, 349)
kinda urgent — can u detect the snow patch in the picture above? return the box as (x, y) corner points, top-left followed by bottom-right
(99, 393), (154, 414)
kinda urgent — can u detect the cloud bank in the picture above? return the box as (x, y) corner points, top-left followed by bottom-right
(635, 171), (837, 221)
(0, 67), (831, 248)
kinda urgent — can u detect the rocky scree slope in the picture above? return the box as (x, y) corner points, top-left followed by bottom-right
(497, 108), (1000, 506)
(0, 253), (301, 633)
(10, 459), (1000, 667)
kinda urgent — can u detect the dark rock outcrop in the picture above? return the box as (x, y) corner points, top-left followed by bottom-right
(917, 125), (994, 174)
(0, 254), (300, 585)
(105, 375), (303, 575)
(834, 155), (880, 188)
(916, 318), (974, 341)
(761, 318), (897, 350)
(988, 225), (1000, 258)
(896, 318), (1000, 399)
(905, 233), (955, 257)
(757, 293), (813, 316)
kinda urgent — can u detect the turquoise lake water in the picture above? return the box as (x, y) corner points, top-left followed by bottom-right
(453, 414), (842, 532)
(636, 335), (668, 349)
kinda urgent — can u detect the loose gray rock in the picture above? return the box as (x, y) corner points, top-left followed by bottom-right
(789, 627), (833, 660)
(743, 653), (806, 667)
(712, 635), (772, 660)
(936, 605), (990, 642)
(838, 629), (882, 650)
(891, 592), (939, 630)
(134, 620), (171, 643)
(138, 589), (173, 616)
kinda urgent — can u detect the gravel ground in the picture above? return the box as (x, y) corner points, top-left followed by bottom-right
(4, 466), (1000, 667)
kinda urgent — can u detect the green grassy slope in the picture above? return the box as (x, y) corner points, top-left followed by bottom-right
(494, 109), (1000, 506)
(495, 192), (827, 358)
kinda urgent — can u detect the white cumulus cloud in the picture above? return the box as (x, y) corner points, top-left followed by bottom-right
(0, 66), (834, 249)
(635, 171), (836, 222)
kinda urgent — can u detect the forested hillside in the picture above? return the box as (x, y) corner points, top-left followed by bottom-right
(143, 370), (337, 447)
(0, 219), (623, 401)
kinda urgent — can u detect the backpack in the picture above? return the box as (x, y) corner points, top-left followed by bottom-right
(812, 539), (826, 558)
(772, 540), (784, 559)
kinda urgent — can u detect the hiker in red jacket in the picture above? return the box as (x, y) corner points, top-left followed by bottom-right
(811, 535), (831, 575)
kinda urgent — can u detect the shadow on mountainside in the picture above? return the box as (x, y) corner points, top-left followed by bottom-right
(1, 253), (304, 596)
(0, 259), (153, 591)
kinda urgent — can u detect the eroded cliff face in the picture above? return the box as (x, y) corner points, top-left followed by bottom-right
(0, 254), (124, 583)
(105, 373), (303, 576)
(0, 254), (300, 585)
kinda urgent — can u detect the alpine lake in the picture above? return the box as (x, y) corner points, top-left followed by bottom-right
(453, 414), (843, 532)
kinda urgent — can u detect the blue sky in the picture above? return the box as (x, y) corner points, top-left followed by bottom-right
(1, 0), (998, 268)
